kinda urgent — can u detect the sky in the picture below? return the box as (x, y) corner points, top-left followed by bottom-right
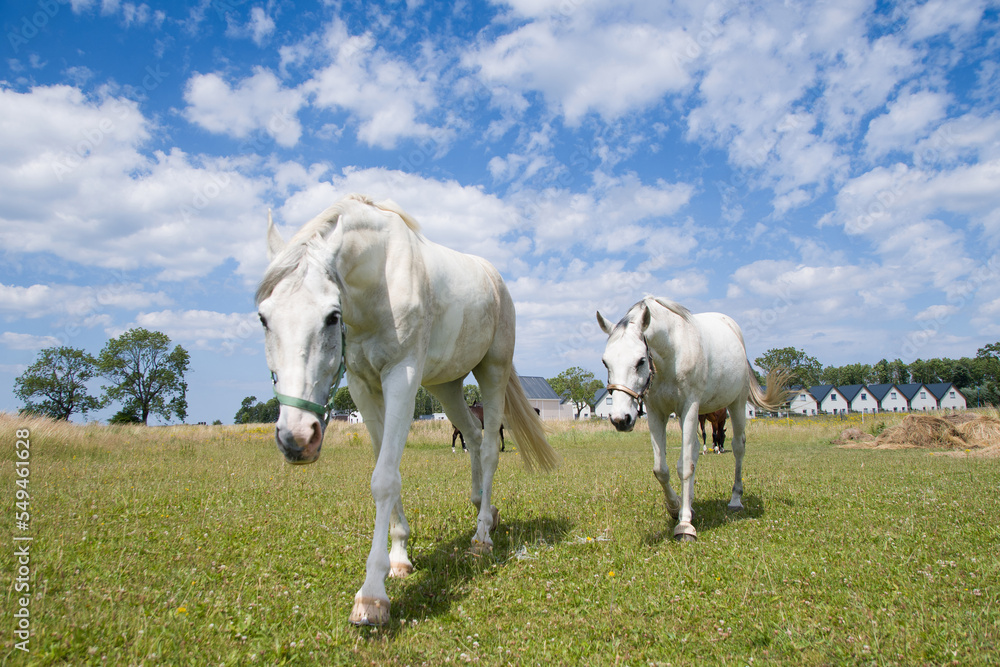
(2, 0), (999, 424)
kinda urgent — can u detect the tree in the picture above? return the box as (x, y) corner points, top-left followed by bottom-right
(333, 387), (356, 413)
(412, 387), (443, 418)
(14, 346), (101, 420)
(234, 396), (280, 424)
(463, 384), (482, 405)
(754, 347), (823, 387)
(548, 366), (603, 418)
(97, 328), (190, 425)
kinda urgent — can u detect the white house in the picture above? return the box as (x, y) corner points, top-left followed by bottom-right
(789, 387), (818, 415)
(868, 384), (908, 412)
(840, 385), (878, 413)
(810, 385), (850, 414)
(519, 376), (564, 420)
(592, 387), (612, 419)
(927, 383), (968, 410)
(898, 383), (938, 411)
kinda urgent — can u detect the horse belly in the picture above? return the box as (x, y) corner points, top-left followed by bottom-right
(423, 277), (501, 384)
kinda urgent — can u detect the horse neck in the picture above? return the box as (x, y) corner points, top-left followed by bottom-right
(331, 220), (420, 331)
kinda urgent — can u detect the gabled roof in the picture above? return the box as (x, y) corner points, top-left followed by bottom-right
(896, 383), (928, 400)
(592, 387), (609, 405)
(866, 383), (900, 401)
(808, 384), (839, 402)
(838, 384), (868, 401)
(789, 386), (818, 401)
(518, 376), (560, 400)
(926, 382), (964, 401)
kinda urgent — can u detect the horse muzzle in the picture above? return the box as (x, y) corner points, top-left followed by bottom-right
(275, 416), (325, 464)
(610, 412), (636, 432)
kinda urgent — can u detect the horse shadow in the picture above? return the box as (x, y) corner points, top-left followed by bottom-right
(641, 493), (766, 546)
(369, 515), (573, 636)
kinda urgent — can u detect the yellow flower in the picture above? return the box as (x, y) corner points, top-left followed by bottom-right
(607, 570), (615, 577)
(176, 606), (187, 614)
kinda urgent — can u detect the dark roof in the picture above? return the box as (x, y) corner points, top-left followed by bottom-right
(896, 383), (927, 400)
(838, 384), (867, 401)
(592, 387), (609, 404)
(518, 376), (560, 400)
(866, 383), (899, 401)
(808, 384), (837, 401)
(926, 382), (964, 400)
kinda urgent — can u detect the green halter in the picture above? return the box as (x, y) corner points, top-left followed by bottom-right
(272, 326), (347, 422)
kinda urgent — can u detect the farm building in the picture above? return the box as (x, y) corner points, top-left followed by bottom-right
(518, 376), (564, 421)
(789, 387), (819, 415)
(810, 385), (851, 415)
(840, 385), (878, 413)
(926, 383), (968, 410)
(898, 383), (939, 411)
(867, 384), (910, 412)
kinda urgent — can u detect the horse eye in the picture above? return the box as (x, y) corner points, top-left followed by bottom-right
(324, 311), (340, 327)
(636, 358), (646, 369)
(259, 314), (268, 329)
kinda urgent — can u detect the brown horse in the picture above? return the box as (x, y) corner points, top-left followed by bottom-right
(698, 408), (728, 453)
(452, 403), (505, 452)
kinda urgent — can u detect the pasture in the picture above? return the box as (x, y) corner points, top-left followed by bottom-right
(2, 411), (997, 665)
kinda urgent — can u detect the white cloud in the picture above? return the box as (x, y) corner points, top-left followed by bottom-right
(466, 12), (692, 125)
(0, 85), (275, 281)
(0, 283), (172, 320)
(865, 90), (951, 159)
(183, 68), (304, 147)
(0, 332), (62, 350)
(130, 309), (260, 351)
(296, 19), (445, 149)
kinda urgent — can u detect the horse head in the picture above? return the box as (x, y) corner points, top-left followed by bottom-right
(256, 212), (345, 464)
(597, 303), (656, 432)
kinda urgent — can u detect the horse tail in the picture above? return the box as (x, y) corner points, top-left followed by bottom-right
(746, 363), (792, 412)
(503, 368), (560, 472)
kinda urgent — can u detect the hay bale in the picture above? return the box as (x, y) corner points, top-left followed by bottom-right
(957, 415), (1000, 448)
(834, 427), (874, 445)
(942, 412), (978, 426)
(873, 415), (968, 450)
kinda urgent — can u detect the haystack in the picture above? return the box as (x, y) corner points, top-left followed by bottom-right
(873, 415), (967, 450)
(833, 427), (874, 445)
(956, 415), (1000, 446)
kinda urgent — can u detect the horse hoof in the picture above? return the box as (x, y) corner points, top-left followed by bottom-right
(673, 522), (697, 542)
(469, 538), (493, 556)
(727, 502), (744, 512)
(389, 561), (413, 578)
(349, 595), (391, 626)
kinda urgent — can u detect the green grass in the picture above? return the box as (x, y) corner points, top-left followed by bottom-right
(2, 413), (998, 665)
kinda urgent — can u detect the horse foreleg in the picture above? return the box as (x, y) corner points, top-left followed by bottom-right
(349, 368), (418, 627)
(673, 404), (701, 542)
(647, 409), (681, 520)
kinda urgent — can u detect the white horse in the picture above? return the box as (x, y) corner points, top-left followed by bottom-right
(597, 297), (788, 542)
(256, 194), (558, 626)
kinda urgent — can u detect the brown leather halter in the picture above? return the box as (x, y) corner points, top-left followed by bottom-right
(606, 343), (657, 401)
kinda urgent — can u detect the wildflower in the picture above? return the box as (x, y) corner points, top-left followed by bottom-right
(608, 570), (615, 577)
(176, 606), (187, 614)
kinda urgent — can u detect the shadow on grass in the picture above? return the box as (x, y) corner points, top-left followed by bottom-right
(641, 493), (766, 546)
(361, 515), (573, 638)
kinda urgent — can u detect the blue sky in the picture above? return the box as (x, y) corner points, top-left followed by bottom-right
(2, 0), (999, 424)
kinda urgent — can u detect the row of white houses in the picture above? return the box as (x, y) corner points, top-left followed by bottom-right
(789, 383), (967, 415)
(591, 381), (969, 420)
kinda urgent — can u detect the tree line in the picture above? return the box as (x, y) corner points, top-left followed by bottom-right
(13, 328), (189, 424)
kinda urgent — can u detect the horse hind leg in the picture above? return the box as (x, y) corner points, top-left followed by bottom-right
(429, 380), (496, 553)
(727, 401), (748, 511)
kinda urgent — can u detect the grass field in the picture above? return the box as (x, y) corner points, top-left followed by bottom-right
(2, 411), (998, 666)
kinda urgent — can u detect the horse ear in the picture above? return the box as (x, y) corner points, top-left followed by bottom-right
(596, 311), (615, 335)
(640, 303), (652, 331)
(267, 210), (286, 261)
